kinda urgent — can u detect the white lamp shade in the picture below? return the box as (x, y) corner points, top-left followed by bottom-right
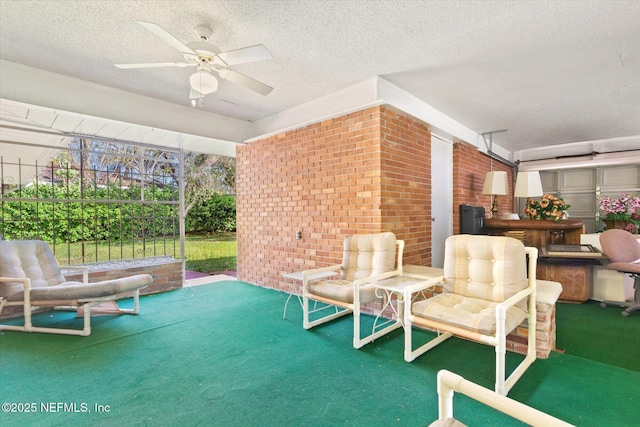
(481, 171), (509, 195)
(190, 71), (218, 95)
(514, 171), (543, 197)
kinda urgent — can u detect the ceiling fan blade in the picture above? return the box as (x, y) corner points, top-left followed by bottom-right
(137, 21), (196, 55)
(114, 62), (194, 69)
(218, 69), (273, 96)
(217, 44), (273, 65)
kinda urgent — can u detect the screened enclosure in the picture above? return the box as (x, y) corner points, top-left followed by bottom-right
(0, 138), (184, 265)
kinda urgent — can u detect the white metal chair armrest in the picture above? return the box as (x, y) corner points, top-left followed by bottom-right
(60, 265), (90, 283)
(0, 276), (30, 285)
(433, 370), (574, 427)
(495, 286), (534, 315)
(0, 276), (32, 308)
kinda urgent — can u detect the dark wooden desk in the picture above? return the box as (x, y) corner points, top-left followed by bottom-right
(537, 257), (601, 302)
(484, 219), (585, 247)
(485, 219), (592, 302)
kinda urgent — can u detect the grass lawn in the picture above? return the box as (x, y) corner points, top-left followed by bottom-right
(49, 233), (237, 273)
(185, 233), (237, 273)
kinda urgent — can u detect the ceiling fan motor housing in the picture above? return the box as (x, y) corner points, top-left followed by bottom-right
(193, 25), (213, 41)
(185, 41), (222, 64)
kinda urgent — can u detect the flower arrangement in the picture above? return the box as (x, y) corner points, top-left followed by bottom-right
(524, 194), (571, 221)
(597, 192), (640, 234)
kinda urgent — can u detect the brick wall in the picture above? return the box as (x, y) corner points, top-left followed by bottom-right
(380, 108), (432, 265)
(236, 108), (517, 292)
(236, 106), (432, 293)
(65, 259), (183, 296)
(507, 301), (557, 359)
(452, 140), (514, 233)
(238, 118), (552, 355)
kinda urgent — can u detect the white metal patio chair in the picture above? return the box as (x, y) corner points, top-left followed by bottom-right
(430, 370), (574, 426)
(302, 232), (404, 349)
(0, 240), (152, 336)
(405, 235), (538, 396)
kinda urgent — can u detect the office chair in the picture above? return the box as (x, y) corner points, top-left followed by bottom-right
(599, 229), (640, 317)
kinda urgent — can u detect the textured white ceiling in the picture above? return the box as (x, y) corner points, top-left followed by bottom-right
(1, 0), (639, 154)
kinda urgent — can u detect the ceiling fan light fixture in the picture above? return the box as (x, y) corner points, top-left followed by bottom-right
(190, 70), (218, 95)
(116, 21), (273, 97)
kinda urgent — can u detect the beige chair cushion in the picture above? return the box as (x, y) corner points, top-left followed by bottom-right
(412, 293), (526, 335)
(309, 280), (380, 304)
(0, 240), (66, 298)
(0, 240), (152, 302)
(310, 232), (397, 304)
(341, 232), (397, 281)
(5, 275), (153, 302)
(442, 235), (528, 311)
(412, 235), (529, 335)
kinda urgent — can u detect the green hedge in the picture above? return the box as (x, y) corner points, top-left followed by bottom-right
(1, 182), (178, 243)
(185, 194), (236, 233)
(2, 183), (236, 242)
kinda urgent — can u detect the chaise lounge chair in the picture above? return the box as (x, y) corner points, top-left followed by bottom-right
(0, 240), (153, 336)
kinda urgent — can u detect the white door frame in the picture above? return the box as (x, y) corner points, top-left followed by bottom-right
(431, 133), (453, 268)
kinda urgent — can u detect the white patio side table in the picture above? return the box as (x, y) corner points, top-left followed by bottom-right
(281, 270), (338, 319)
(369, 268), (444, 336)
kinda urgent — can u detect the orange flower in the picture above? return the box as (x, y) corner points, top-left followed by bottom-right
(525, 194), (570, 221)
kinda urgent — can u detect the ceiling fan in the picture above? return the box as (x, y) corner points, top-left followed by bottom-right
(115, 21), (273, 105)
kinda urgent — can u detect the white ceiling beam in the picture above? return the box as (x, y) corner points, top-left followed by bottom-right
(0, 60), (250, 149)
(248, 78), (381, 141)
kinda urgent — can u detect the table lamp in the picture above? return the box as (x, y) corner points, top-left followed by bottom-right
(514, 171), (543, 198)
(482, 171), (508, 218)
(514, 171), (544, 218)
